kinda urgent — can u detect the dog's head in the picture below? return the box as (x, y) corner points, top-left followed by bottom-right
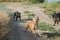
(32, 16), (39, 22)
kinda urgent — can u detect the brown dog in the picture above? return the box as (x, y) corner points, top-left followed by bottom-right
(32, 16), (39, 28)
(25, 16), (41, 37)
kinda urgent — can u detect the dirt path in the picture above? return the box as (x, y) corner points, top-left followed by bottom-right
(8, 20), (48, 40)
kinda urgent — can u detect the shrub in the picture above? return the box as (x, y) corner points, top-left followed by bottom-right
(24, 11), (35, 19)
(24, 10), (31, 13)
(39, 22), (56, 32)
(29, 0), (45, 4)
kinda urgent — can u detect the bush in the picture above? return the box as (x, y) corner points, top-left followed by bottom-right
(29, 0), (45, 4)
(27, 13), (35, 19)
(24, 11), (35, 19)
(39, 22), (56, 32)
(24, 10), (31, 13)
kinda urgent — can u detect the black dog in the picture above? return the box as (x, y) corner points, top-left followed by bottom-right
(52, 11), (60, 26)
(13, 11), (21, 21)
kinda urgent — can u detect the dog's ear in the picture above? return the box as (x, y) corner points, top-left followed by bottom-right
(36, 16), (40, 22)
(39, 19), (40, 21)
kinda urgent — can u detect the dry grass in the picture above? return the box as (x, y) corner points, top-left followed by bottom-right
(0, 10), (11, 39)
(50, 37), (60, 40)
(56, 7), (60, 13)
(0, 10), (10, 28)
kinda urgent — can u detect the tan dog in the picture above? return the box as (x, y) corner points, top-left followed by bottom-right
(25, 16), (41, 37)
(32, 16), (39, 28)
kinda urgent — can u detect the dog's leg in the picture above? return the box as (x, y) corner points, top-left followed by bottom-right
(20, 17), (21, 21)
(37, 29), (42, 37)
(25, 22), (29, 33)
(13, 16), (15, 19)
(31, 29), (36, 37)
(19, 16), (21, 21)
(57, 18), (59, 24)
(16, 16), (18, 21)
(57, 20), (59, 24)
(53, 20), (57, 26)
(25, 27), (28, 32)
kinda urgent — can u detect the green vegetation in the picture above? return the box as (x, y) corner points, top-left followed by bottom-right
(0, 0), (45, 3)
(45, 2), (60, 17)
(24, 11), (35, 19)
(37, 2), (60, 17)
(29, 0), (45, 4)
(39, 22), (56, 32)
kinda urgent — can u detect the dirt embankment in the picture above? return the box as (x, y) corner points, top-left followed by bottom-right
(0, 10), (11, 40)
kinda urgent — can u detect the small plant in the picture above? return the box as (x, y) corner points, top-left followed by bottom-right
(29, 0), (45, 4)
(24, 10), (31, 13)
(39, 22), (56, 32)
(24, 11), (35, 19)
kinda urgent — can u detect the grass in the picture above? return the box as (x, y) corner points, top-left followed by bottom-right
(45, 2), (60, 17)
(36, 2), (60, 17)
(22, 2), (60, 17)
(24, 10), (35, 19)
(19, 2), (35, 5)
(39, 22), (56, 32)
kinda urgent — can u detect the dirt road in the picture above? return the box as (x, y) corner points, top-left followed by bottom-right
(7, 20), (49, 40)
